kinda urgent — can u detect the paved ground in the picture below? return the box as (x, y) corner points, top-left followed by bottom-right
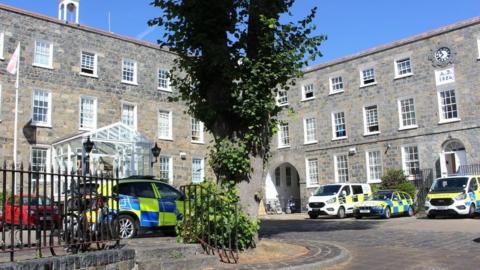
(260, 214), (480, 270)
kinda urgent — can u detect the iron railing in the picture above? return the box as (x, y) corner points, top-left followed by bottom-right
(0, 162), (120, 262)
(180, 184), (239, 264)
(412, 168), (434, 207)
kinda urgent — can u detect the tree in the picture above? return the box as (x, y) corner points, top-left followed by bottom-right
(380, 169), (417, 199)
(149, 0), (325, 217)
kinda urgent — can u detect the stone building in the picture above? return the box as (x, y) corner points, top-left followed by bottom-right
(266, 16), (480, 211)
(0, 2), (212, 192)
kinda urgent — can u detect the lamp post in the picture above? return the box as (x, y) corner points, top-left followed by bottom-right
(82, 136), (94, 175)
(151, 142), (161, 167)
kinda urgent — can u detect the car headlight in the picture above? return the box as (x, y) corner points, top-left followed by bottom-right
(455, 193), (467, 201)
(326, 197), (336, 204)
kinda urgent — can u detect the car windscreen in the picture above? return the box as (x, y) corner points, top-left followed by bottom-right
(430, 177), (468, 193)
(314, 185), (342, 196)
(371, 192), (392, 201)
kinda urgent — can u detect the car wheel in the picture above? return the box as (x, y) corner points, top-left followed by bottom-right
(468, 204), (475, 218)
(407, 206), (414, 217)
(354, 214), (362, 219)
(427, 213), (436, 219)
(118, 215), (137, 239)
(383, 207), (391, 219)
(308, 213), (318, 219)
(337, 207), (346, 219)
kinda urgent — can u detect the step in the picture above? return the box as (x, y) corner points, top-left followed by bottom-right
(132, 243), (203, 261)
(137, 254), (220, 270)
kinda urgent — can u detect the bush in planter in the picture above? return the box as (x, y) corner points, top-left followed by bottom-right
(380, 169), (416, 199)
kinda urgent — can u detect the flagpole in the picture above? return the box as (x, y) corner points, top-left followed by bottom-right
(13, 42), (20, 193)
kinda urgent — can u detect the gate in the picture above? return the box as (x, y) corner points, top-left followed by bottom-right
(0, 162), (120, 262)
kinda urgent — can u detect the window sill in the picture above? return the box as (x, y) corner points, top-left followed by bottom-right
(80, 72), (98, 78)
(438, 118), (461, 125)
(79, 127), (95, 132)
(329, 90), (344, 96)
(277, 103), (289, 107)
(332, 136), (347, 141)
(32, 123), (52, 128)
(158, 87), (173, 92)
(363, 131), (380, 136)
(158, 137), (173, 141)
(394, 73), (413, 80)
(191, 140), (204, 144)
(0, 56), (4, 61)
(277, 145), (291, 149)
(367, 179), (382, 184)
(304, 141), (318, 145)
(122, 80), (138, 86)
(398, 125), (418, 131)
(32, 63), (53, 70)
(306, 184), (320, 189)
(359, 82), (377, 88)
(301, 97), (315, 102)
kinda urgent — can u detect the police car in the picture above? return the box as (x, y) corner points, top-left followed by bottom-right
(425, 175), (480, 218)
(353, 190), (415, 219)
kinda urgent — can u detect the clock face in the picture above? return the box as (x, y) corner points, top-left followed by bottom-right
(435, 47), (451, 62)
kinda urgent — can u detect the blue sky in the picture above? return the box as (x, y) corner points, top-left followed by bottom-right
(2, 0), (479, 65)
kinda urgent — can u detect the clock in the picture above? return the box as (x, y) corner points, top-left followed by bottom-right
(435, 47), (451, 63)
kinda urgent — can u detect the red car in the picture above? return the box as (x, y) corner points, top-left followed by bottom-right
(2, 195), (61, 228)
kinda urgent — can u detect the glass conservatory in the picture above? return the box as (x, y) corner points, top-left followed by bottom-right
(51, 122), (155, 178)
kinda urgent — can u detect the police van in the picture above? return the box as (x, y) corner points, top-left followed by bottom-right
(307, 183), (371, 219)
(425, 175), (480, 218)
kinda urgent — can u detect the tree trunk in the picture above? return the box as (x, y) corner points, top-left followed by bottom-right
(238, 154), (264, 218)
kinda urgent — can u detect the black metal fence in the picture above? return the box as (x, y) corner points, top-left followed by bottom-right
(412, 168), (434, 207)
(0, 162), (120, 262)
(180, 184), (239, 264)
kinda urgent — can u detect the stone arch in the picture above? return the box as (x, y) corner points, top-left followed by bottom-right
(264, 161), (302, 213)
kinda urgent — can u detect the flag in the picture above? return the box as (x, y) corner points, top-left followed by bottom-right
(6, 43), (20, 75)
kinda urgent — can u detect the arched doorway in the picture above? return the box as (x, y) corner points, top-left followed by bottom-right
(440, 139), (467, 176)
(265, 163), (301, 213)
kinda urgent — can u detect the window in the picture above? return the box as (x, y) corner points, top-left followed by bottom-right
(363, 105), (379, 134)
(278, 123), (290, 148)
(158, 110), (172, 139)
(477, 38), (480, 59)
(395, 58), (412, 77)
(191, 118), (204, 143)
(31, 147), (48, 181)
(335, 154), (349, 183)
(304, 117), (317, 144)
(330, 76), (344, 94)
(158, 69), (170, 91)
(80, 51), (97, 76)
(158, 156), (173, 184)
(469, 178), (478, 192)
(302, 83), (315, 100)
(131, 182), (156, 198)
(286, 167), (292, 186)
(438, 89), (459, 122)
(33, 40), (53, 68)
(0, 32), (4, 59)
(121, 103), (137, 129)
(398, 98), (417, 129)
(435, 68), (455, 85)
(340, 185), (351, 196)
(276, 90), (288, 106)
(332, 112), (347, 139)
(306, 158), (319, 186)
(402, 146), (420, 177)
(155, 182), (182, 200)
(192, 158), (204, 183)
(32, 89), (52, 126)
(122, 59), (137, 84)
(275, 167), (281, 186)
(352, 185), (363, 195)
(361, 68), (375, 86)
(366, 151), (382, 183)
(79, 96), (97, 130)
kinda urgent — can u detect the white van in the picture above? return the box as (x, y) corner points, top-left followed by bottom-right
(307, 183), (372, 219)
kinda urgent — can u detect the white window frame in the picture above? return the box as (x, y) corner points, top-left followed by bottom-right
(0, 32), (4, 60)
(191, 118), (204, 143)
(394, 58), (413, 78)
(477, 38), (480, 59)
(401, 145), (420, 180)
(121, 59), (138, 85)
(334, 154), (349, 183)
(80, 51), (98, 77)
(33, 40), (53, 69)
(158, 110), (173, 140)
(30, 145), (51, 181)
(79, 96), (97, 130)
(301, 83), (315, 101)
(305, 158), (319, 188)
(363, 105), (380, 136)
(277, 123), (290, 148)
(437, 88), (460, 123)
(32, 89), (52, 127)
(158, 155), (173, 185)
(121, 101), (137, 130)
(360, 68), (376, 87)
(0, 84), (2, 121)
(276, 90), (288, 106)
(329, 76), (344, 94)
(157, 68), (171, 92)
(192, 157), (205, 184)
(331, 111), (347, 140)
(303, 117), (317, 144)
(366, 150), (382, 183)
(397, 97), (418, 130)
(435, 67), (455, 86)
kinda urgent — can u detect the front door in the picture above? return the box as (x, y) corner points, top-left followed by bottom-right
(440, 150), (467, 176)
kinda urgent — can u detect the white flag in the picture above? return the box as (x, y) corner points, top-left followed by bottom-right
(6, 43), (20, 75)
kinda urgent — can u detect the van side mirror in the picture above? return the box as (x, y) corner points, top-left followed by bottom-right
(341, 190), (347, 197)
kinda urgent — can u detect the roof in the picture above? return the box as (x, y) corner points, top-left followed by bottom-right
(304, 16), (480, 74)
(0, 3), (175, 55)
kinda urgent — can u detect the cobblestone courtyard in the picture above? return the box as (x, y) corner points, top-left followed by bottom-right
(260, 214), (480, 270)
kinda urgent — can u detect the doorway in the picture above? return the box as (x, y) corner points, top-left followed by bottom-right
(440, 140), (467, 177)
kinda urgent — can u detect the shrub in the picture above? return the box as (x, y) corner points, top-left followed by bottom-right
(380, 169), (417, 199)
